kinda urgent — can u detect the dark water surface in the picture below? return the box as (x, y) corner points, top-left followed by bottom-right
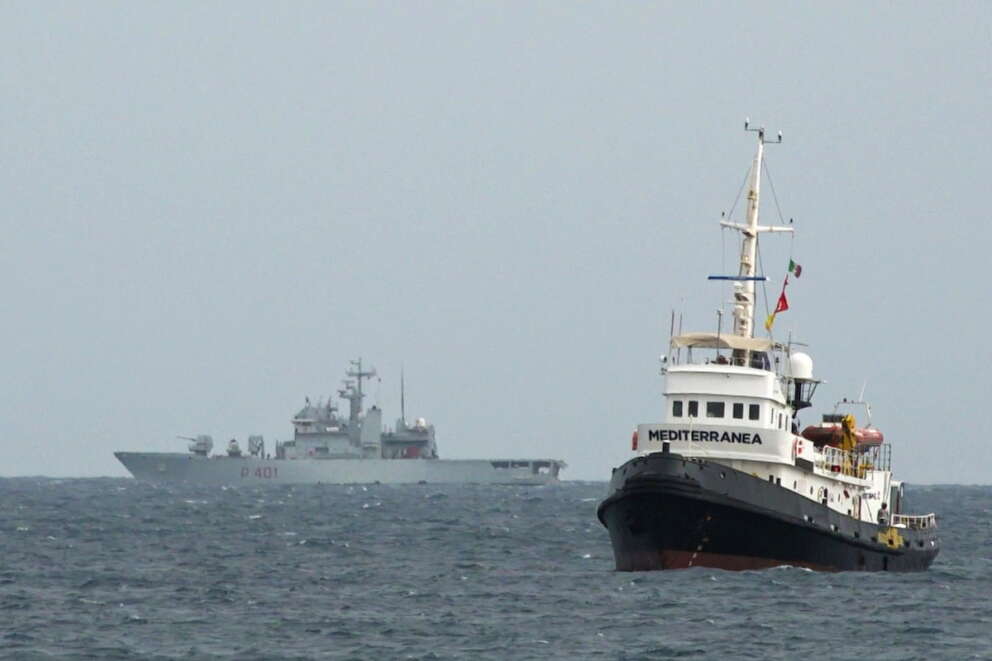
(1, 479), (989, 660)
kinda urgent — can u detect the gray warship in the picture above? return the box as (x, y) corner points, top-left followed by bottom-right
(115, 359), (566, 485)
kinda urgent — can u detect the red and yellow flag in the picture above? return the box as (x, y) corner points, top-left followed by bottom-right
(764, 260), (801, 331)
(765, 287), (788, 331)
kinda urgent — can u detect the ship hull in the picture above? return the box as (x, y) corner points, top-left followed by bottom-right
(597, 451), (938, 572)
(114, 452), (563, 486)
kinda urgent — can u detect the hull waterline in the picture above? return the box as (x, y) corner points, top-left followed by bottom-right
(115, 452), (563, 486)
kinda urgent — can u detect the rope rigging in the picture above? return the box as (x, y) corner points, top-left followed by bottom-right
(762, 159), (798, 264)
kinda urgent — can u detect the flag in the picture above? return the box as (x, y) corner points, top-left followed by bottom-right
(789, 259), (803, 278)
(765, 277), (791, 331)
(774, 289), (789, 314)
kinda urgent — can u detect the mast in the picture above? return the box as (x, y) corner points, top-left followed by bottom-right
(400, 365), (406, 423)
(347, 358), (376, 408)
(720, 120), (792, 341)
(340, 358), (377, 425)
(735, 130), (764, 338)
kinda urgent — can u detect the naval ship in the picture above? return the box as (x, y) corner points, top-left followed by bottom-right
(115, 360), (565, 485)
(597, 123), (939, 571)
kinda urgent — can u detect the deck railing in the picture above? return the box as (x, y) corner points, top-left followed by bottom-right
(891, 513), (938, 530)
(814, 444), (891, 479)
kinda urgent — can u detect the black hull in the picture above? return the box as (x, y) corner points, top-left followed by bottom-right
(597, 452), (939, 572)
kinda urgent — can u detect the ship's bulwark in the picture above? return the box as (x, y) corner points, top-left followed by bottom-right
(114, 452), (563, 486)
(597, 452), (939, 572)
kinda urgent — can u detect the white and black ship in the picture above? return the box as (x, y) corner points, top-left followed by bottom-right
(597, 124), (938, 571)
(116, 360), (565, 486)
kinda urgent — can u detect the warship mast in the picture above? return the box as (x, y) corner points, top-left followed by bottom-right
(400, 366), (406, 426)
(334, 358), (376, 448)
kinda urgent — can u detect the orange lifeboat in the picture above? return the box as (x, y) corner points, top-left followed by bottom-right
(800, 425), (842, 446)
(855, 427), (884, 446)
(801, 423), (884, 448)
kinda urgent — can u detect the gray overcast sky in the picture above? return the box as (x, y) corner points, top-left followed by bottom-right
(2, 2), (990, 482)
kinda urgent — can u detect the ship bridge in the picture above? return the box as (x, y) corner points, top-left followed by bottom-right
(666, 330), (790, 400)
(668, 332), (784, 369)
(653, 327), (823, 472)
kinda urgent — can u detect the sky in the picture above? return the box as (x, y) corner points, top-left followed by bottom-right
(1, 2), (990, 482)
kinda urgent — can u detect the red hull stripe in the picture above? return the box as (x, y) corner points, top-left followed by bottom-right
(620, 550), (836, 572)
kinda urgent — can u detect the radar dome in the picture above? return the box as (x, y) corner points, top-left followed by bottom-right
(789, 352), (814, 380)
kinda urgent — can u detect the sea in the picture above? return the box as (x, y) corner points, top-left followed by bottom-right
(1, 479), (989, 660)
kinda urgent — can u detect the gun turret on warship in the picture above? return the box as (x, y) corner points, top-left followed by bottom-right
(115, 359), (565, 485)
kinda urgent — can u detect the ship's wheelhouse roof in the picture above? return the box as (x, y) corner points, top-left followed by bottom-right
(671, 332), (782, 353)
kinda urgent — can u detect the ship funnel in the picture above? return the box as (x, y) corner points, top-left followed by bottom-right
(790, 352), (814, 380)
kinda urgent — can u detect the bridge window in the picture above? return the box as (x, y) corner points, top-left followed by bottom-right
(672, 400), (683, 417)
(688, 400), (699, 417)
(706, 402), (725, 418)
(748, 404), (760, 420)
(732, 403), (744, 419)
